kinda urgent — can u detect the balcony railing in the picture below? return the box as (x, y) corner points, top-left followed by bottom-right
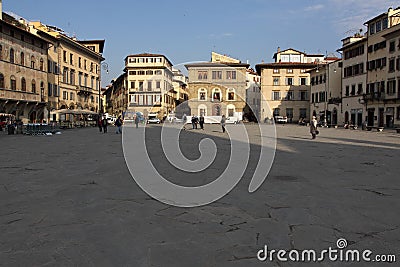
(363, 92), (386, 101)
(0, 89), (41, 102)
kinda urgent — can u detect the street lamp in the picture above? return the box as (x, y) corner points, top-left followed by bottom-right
(99, 62), (109, 113)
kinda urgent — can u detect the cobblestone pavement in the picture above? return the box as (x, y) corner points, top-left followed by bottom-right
(0, 124), (399, 266)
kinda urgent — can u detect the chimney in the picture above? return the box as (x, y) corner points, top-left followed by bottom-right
(277, 46), (281, 53)
(0, 0), (3, 20)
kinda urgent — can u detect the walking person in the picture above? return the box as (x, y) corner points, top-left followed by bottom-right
(115, 115), (123, 134)
(134, 114), (140, 128)
(191, 115), (196, 129)
(102, 116), (108, 133)
(310, 116), (318, 139)
(199, 114), (205, 130)
(97, 115), (103, 133)
(221, 114), (226, 133)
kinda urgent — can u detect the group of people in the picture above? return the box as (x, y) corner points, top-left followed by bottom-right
(190, 114), (205, 130)
(97, 115), (123, 134)
(187, 114), (226, 133)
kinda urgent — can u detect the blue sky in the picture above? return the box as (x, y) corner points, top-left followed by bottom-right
(4, 0), (398, 86)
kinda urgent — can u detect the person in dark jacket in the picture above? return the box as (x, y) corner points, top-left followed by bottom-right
(98, 115), (103, 132)
(199, 114), (205, 130)
(102, 116), (108, 133)
(115, 115), (123, 134)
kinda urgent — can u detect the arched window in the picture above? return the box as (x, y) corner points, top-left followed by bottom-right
(10, 76), (16, 90)
(212, 88), (221, 101)
(39, 58), (44, 71)
(20, 52), (25, 66)
(31, 79), (36, 93)
(10, 48), (15, 63)
(31, 56), (35, 69)
(0, 73), (4, 88)
(198, 88), (207, 101)
(227, 88), (235, 101)
(21, 77), (26, 91)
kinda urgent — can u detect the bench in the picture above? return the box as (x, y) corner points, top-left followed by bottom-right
(366, 126), (384, 132)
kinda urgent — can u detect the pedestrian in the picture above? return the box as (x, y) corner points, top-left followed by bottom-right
(199, 114), (205, 130)
(310, 116), (318, 139)
(221, 114), (226, 133)
(182, 114), (187, 130)
(134, 114), (140, 128)
(102, 116), (108, 133)
(191, 115), (196, 129)
(98, 115), (103, 133)
(115, 115), (123, 134)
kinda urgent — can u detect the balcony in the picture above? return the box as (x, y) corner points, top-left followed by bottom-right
(0, 89), (42, 102)
(363, 92), (385, 101)
(77, 85), (95, 96)
(328, 97), (342, 105)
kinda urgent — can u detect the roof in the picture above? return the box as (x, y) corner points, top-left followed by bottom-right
(255, 62), (319, 75)
(184, 62), (250, 69)
(125, 53), (173, 66)
(77, 40), (105, 54)
(337, 37), (367, 51)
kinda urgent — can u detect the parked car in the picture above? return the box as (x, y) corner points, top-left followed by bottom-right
(147, 114), (161, 124)
(225, 117), (240, 124)
(274, 116), (288, 124)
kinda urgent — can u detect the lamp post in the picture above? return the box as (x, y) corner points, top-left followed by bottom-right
(99, 62), (109, 113)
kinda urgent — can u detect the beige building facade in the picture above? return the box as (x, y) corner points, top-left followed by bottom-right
(125, 53), (174, 119)
(185, 54), (249, 119)
(0, 13), (49, 123)
(363, 7), (400, 127)
(256, 48), (322, 123)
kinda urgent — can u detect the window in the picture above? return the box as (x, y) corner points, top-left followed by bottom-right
(39, 58), (44, 71)
(146, 70), (153, 75)
(156, 81), (161, 89)
(31, 56), (35, 69)
(91, 76), (94, 89)
(286, 91), (294, 100)
(20, 52), (24, 65)
(227, 90), (235, 100)
(300, 91), (307, 101)
(78, 57), (81, 68)
(287, 69), (293, 73)
(139, 81), (143, 91)
(130, 81), (135, 89)
(63, 67), (69, 83)
(90, 63), (93, 72)
(390, 41), (396, 52)
(351, 84), (356, 96)
(63, 91), (68, 100)
(387, 80), (396, 95)
(369, 23), (375, 35)
(389, 58), (395, 72)
(63, 51), (67, 62)
(357, 83), (363, 95)
(70, 70), (75, 85)
(0, 45), (2, 60)
(376, 20), (382, 32)
(31, 80), (36, 93)
(70, 92), (74, 100)
(383, 18), (388, 29)
(78, 72), (82, 86)
(300, 77), (307, 85)
(345, 86), (349, 96)
(199, 89), (206, 100)
(155, 70), (162, 75)
(20, 77), (26, 91)
(286, 77), (293, 85)
(48, 83), (52, 96)
(228, 108), (234, 117)
(272, 91), (280, 100)
(84, 59), (87, 70)
(212, 71), (222, 79)
(10, 48), (14, 63)
(148, 81), (152, 91)
(226, 71), (236, 80)
(213, 90), (221, 101)
(10, 76), (16, 90)
(198, 71), (208, 80)
(70, 54), (74, 65)
(0, 73), (4, 88)
(84, 74), (88, 87)
(129, 71), (137, 75)
(273, 69), (280, 74)
(273, 77), (279, 86)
